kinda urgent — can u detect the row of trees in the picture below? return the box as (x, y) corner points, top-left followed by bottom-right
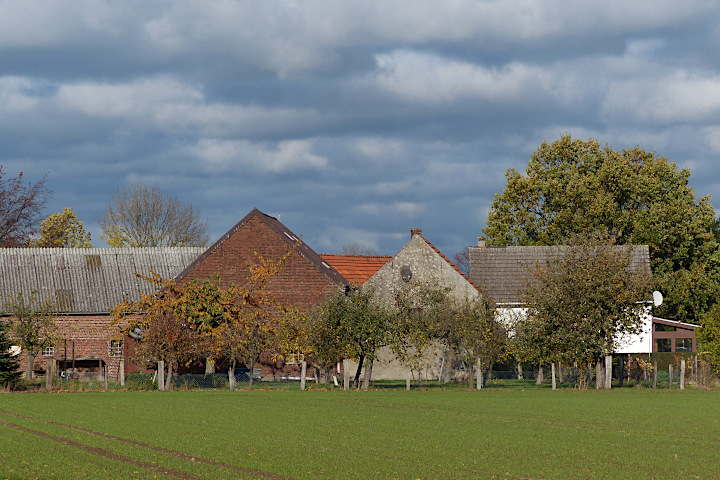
(0, 166), (208, 248)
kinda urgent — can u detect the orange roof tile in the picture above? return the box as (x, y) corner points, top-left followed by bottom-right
(321, 254), (392, 286)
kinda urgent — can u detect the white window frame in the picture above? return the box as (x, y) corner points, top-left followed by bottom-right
(42, 345), (54, 357)
(110, 340), (123, 357)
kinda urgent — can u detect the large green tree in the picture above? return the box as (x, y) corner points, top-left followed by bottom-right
(483, 135), (718, 323)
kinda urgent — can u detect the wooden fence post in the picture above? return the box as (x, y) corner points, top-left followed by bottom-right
(119, 360), (125, 387)
(104, 365), (109, 391)
(158, 360), (165, 391)
(300, 361), (307, 391)
(45, 358), (53, 392)
(652, 361), (657, 389)
(680, 359), (686, 390)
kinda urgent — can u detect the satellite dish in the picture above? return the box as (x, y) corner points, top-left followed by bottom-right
(652, 291), (663, 307)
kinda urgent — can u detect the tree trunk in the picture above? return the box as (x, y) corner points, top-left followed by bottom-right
(343, 359), (350, 391)
(228, 359), (236, 391)
(618, 356), (624, 387)
(595, 361), (603, 390)
(517, 362), (524, 380)
(26, 352), (35, 379)
(362, 358), (373, 391)
(165, 360), (173, 391)
(536, 366), (544, 385)
(551, 363), (557, 390)
(476, 361), (483, 390)
(353, 354), (365, 389)
(442, 348), (454, 383)
(157, 360), (165, 391)
(205, 357), (215, 374)
(248, 354), (258, 389)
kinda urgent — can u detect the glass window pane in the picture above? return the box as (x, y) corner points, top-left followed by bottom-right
(656, 339), (671, 352)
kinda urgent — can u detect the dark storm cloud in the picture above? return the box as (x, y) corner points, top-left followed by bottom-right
(2, 0), (720, 257)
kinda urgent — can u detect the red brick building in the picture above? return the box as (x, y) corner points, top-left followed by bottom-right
(1, 208), (350, 380)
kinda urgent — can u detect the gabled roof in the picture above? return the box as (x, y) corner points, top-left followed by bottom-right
(420, 235), (478, 291)
(468, 245), (651, 305)
(321, 254), (392, 286)
(0, 247), (204, 314)
(175, 208), (349, 287)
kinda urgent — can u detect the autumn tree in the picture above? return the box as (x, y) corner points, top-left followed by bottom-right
(29, 207), (92, 248)
(98, 183), (208, 247)
(114, 274), (224, 390)
(483, 135), (718, 323)
(520, 235), (652, 388)
(0, 167), (51, 247)
(114, 250), (298, 391)
(5, 293), (57, 379)
(0, 320), (22, 389)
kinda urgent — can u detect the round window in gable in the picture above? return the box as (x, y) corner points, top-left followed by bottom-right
(400, 265), (412, 283)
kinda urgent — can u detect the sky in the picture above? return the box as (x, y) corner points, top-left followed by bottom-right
(3, 1), (720, 258)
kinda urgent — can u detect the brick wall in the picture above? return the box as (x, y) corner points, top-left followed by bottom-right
(13, 314), (125, 381)
(178, 215), (339, 311)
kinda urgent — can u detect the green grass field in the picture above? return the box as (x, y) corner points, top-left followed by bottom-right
(1, 387), (719, 479)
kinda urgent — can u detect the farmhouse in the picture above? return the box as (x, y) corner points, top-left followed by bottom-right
(467, 241), (697, 354)
(0, 247), (203, 379)
(1, 208), (351, 379)
(334, 228), (481, 381)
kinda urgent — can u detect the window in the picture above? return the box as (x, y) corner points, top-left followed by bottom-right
(654, 324), (676, 332)
(655, 339), (671, 353)
(676, 338), (693, 352)
(42, 346), (54, 356)
(110, 340), (123, 357)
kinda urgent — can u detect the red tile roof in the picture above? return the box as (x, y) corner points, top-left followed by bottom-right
(320, 254), (392, 286)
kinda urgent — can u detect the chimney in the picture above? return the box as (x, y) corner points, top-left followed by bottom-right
(478, 238), (486, 248)
(411, 228), (422, 238)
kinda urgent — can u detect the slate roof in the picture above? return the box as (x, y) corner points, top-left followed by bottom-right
(320, 254), (392, 286)
(0, 247), (204, 314)
(175, 208), (350, 288)
(468, 245), (651, 305)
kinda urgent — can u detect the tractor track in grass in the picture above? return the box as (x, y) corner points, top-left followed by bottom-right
(0, 409), (294, 480)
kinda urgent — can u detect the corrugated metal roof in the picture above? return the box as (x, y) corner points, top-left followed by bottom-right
(0, 247), (204, 314)
(468, 245), (651, 305)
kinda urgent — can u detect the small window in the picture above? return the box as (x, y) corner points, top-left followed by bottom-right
(654, 324), (676, 332)
(110, 340), (123, 357)
(42, 346), (55, 357)
(676, 338), (693, 352)
(655, 339), (671, 353)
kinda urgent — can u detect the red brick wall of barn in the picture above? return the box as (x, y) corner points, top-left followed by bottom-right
(177, 215), (340, 311)
(12, 314), (127, 381)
